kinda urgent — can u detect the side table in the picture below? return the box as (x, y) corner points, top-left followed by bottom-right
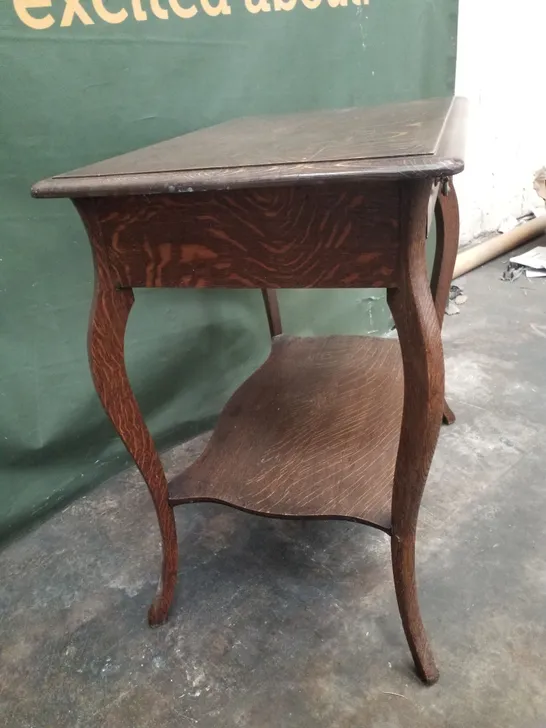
(33, 97), (467, 684)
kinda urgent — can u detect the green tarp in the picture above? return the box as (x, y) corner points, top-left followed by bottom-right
(0, 0), (458, 543)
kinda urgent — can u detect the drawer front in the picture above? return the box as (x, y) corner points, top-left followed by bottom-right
(90, 183), (400, 289)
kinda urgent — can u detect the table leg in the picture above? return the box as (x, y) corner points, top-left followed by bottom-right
(387, 179), (444, 684)
(261, 289), (282, 337)
(79, 201), (178, 627)
(432, 179), (460, 425)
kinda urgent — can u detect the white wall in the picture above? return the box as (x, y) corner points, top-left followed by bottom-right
(455, 0), (546, 244)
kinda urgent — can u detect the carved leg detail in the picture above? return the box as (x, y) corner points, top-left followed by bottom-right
(392, 535), (439, 684)
(432, 180), (460, 425)
(88, 281), (178, 627)
(388, 179), (444, 683)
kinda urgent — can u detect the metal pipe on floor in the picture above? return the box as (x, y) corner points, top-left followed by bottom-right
(453, 216), (546, 279)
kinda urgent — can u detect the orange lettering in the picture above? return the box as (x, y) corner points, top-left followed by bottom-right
(13, 0), (54, 29)
(60, 0), (94, 25)
(150, 0), (169, 18)
(92, 0), (128, 23)
(200, 0), (230, 15)
(170, 0), (197, 17)
(245, 0), (270, 12)
(132, 0), (147, 19)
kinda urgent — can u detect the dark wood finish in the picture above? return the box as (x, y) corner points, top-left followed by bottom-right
(262, 290), (282, 337)
(33, 97), (468, 685)
(76, 199), (178, 627)
(51, 98), (452, 174)
(31, 98), (467, 199)
(169, 335), (403, 531)
(432, 180), (460, 426)
(387, 178), (444, 684)
(84, 184), (400, 289)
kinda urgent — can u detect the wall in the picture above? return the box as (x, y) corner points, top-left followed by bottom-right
(455, 0), (546, 244)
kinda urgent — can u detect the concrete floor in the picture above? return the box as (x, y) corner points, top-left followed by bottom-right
(2, 249), (546, 727)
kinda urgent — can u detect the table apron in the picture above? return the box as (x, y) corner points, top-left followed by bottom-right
(82, 182), (402, 289)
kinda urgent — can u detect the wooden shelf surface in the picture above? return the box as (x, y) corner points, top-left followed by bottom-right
(169, 336), (403, 531)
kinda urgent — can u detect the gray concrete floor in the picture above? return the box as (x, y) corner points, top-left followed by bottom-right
(2, 248), (546, 727)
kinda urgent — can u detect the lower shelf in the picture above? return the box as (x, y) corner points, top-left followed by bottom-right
(168, 335), (403, 531)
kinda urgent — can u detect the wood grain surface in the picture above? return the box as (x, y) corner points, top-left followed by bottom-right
(70, 175), (461, 683)
(432, 179), (460, 426)
(76, 199), (179, 628)
(55, 97), (469, 683)
(91, 183), (399, 289)
(169, 335), (403, 532)
(54, 98), (451, 175)
(387, 178), (444, 684)
(31, 98), (467, 198)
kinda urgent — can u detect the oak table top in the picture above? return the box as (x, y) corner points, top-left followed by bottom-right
(33, 96), (467, 686)
(32, 97), (465, 198)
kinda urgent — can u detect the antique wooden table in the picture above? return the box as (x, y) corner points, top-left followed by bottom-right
(33, 97), (467, 684)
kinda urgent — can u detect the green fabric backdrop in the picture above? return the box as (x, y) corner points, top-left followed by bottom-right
(0, 0), (458, 543)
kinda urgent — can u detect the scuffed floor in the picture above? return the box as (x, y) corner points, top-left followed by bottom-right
(2, 250), (546, 727)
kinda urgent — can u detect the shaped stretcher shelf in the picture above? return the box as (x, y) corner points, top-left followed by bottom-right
(169, 335), (403, 532)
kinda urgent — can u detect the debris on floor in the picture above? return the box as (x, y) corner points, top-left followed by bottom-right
(445, 284), (468, 315)
(504, 246), (546, 280)
(501, 261), (526, 282)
